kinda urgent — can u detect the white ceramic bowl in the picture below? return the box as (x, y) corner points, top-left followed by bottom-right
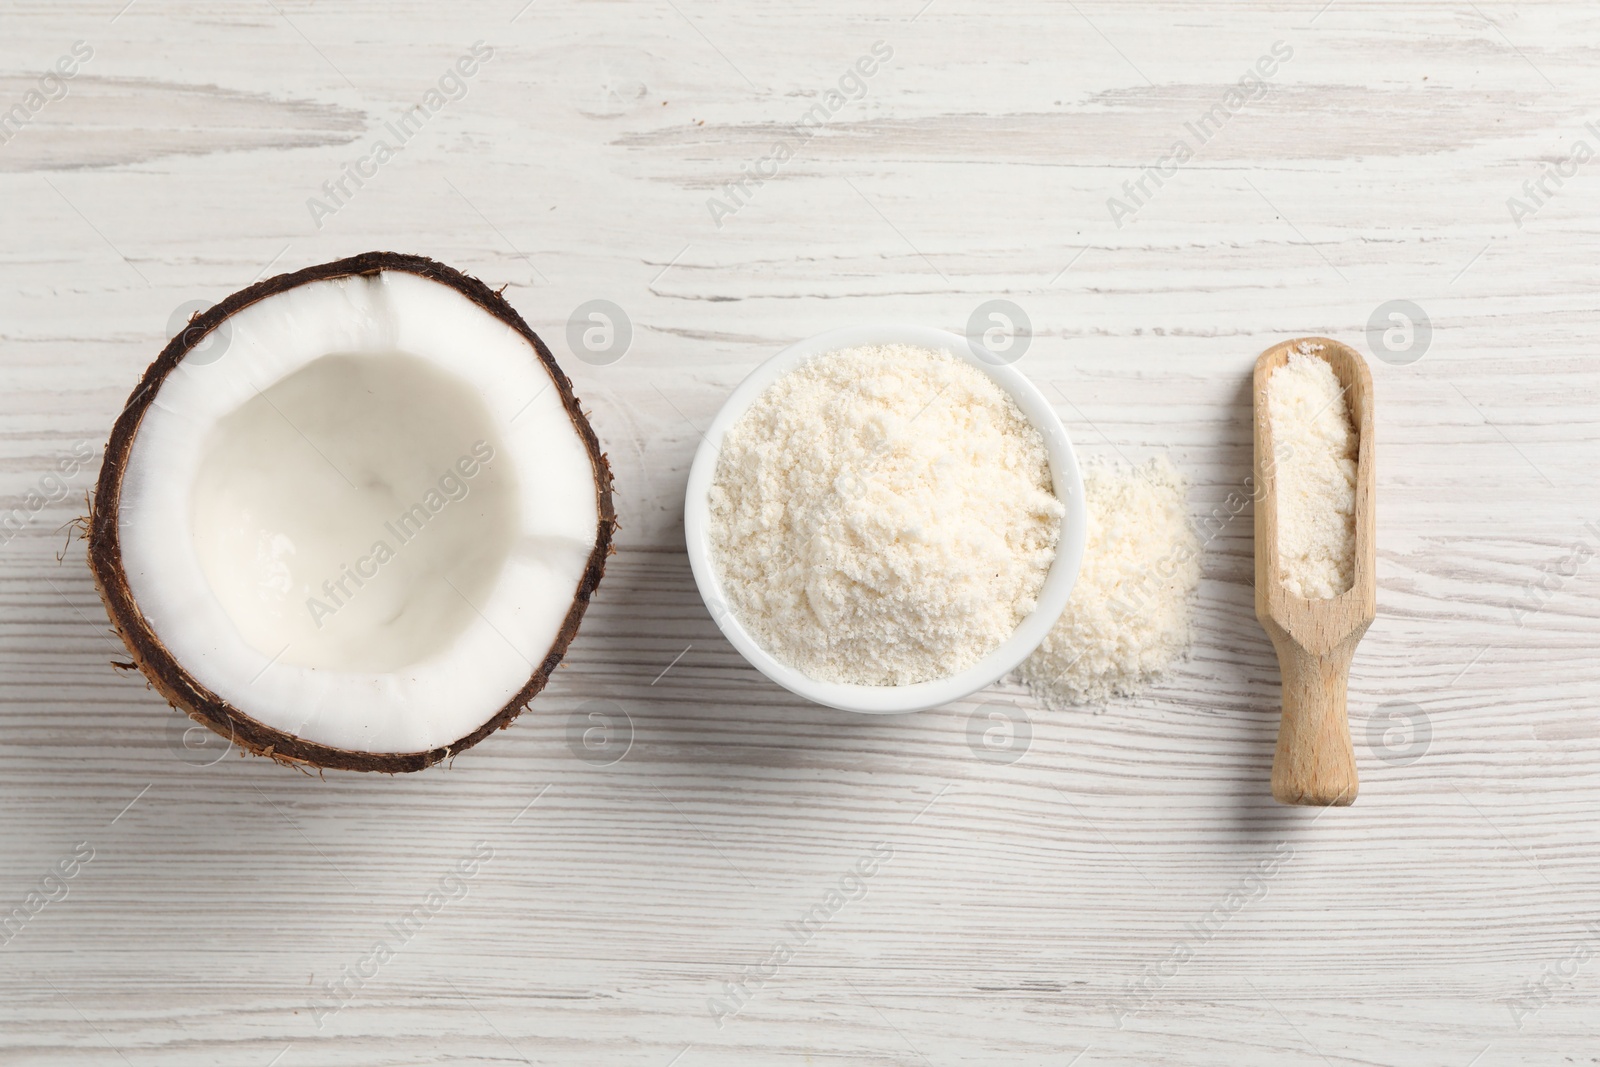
(684, 324), (1086, 714)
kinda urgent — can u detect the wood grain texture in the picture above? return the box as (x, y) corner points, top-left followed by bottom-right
(3, 2), (1600, 1065)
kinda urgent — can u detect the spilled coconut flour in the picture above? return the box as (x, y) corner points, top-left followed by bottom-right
(1017, 456), (1201, 706)
(1267, 346), (1357, 599)
(707, 343), (1064, 686)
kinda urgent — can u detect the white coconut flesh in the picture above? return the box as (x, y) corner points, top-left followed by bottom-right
(117, 271), (599, 754)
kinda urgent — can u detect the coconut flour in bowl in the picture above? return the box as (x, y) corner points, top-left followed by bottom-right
(706, 343), (1064, 686)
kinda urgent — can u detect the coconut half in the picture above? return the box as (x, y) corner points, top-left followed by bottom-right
(89, 252), (615, 772)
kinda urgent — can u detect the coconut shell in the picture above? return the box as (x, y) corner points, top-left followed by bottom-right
(87, 252), (616, 773)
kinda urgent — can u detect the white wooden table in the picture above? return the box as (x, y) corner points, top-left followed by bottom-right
(3, 3), (1597, 1064)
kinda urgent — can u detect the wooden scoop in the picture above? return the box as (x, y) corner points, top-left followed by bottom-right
(1253, 337), (1375, 807)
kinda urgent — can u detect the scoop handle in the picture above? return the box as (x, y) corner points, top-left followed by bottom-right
(1269, 637), (1359, 806)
